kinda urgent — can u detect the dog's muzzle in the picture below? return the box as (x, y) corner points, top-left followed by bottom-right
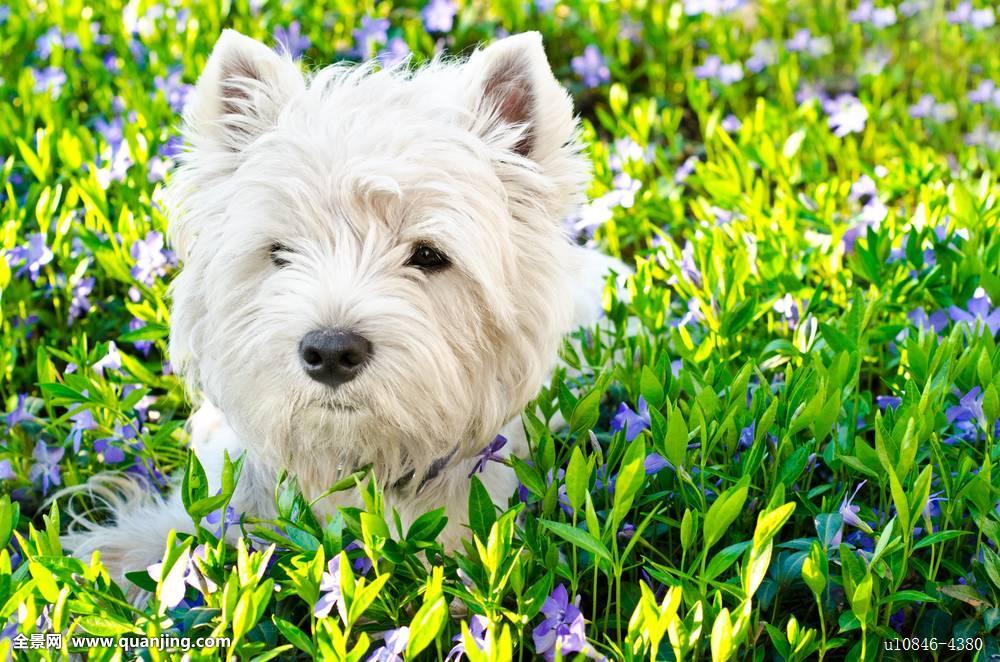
(299, 328), (372, 387)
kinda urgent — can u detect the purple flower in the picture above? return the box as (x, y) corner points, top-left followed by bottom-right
(29, 442), (64, 495)
(147, 544), (217, 609)
(93, 438), (126, 464)
(908, 307), (949, 334)
(947, 387), (985, 429)
(314, 553), (346, 620)
(839, 481), (874, 534)
(948, 291), (1000, 335)
(773, 294), (801, 328)
(684, 0), (746, 16)
(948, 2), (996, 27)
(721, 114), (742, 132)
(0, 460), (14, 481)
(422, 0), (457, 33)
(203, 505), (241, 539)
(849, 1), (897, 27)
(745, 39), (777, 72)
(93, 341), (122, 377)
(69, 276), (95, 323)
(824, 95), (868, 137)
(610, 397), (650, 442)
(532, 585), (600, 661)
(274, 21), (310, 58)
(35, 27), (63, 59)
(643, 453), (669, 475)
(738, 420), (755, 449)
(7, 233), (53, 283)
(378, 37), (411, 67)
(33, 66), (67, 98)
(154, 68), (193, 113)
(694, 55), (743, 85)
(368, 626), (409, 662)
(95, 143), (134, 187)
(130, 231), (172, 285)
(785, 29), (831, 56)
(876, 395), (902, 410)
(94, 116), (125, 155)
(675, 156), (699, 183)
(353, 16), (389, 58)
(923, 491), (947, 519)
(571, 46), (610, 88)
(66, 408), (97, 453)
(469, 434), (507, 477)
(446, 615), (489, 661)
(969, 80), (1000, 106)
(5, 394), (35, 430)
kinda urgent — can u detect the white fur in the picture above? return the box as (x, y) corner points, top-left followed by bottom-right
(61, 30), (629, 587)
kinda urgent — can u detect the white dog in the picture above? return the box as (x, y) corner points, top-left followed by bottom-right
(62, 30), (624, 586)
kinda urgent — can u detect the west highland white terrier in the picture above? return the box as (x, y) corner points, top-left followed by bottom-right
(62, 29), (625, 587)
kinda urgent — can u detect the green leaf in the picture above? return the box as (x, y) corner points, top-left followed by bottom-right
(467, 477), (496, 542)
(704, 477), (749, 550)
(665, 406), (688, 470)
(405, 597), (448, 658)
(569, 385), (602, 436)
(610, 436), (646, 531)
(564, 446), (589, 514)
(640, 365), (665, 408)
(538, 519), (612, 564)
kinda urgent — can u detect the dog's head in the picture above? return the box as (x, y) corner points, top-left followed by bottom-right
(166, 30), (587, 480)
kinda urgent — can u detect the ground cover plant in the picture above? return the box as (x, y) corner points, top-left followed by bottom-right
(2, 0), (1000, 659)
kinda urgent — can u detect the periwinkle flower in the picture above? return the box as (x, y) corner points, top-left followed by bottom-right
(745, 39), (777, 72)
(571, 46), (610, 88)
(948, 290), (1000, 335)
(773, 294), (801, 328)
(353, 16), (389, 58)
(94, 116), (125, 155)
(947, 387), (986, 429)
(694, 55), (743, 84)
(908, 307), (949, 334)
(849, 1), (897, 27)
(948, 2), (995, 27)
(147, 545), (217, 609)
(610, 397), (649, 441)
(839, 481), (874, 534)
(8, 233), (53, 282)
(29, 442), (64, 495)
(274, 21), (310, 58)
(446, 615), (489, 660)
(314, 553), (346, 620)
(5, 394), (34, 430)
(368, 626), (409, 662)
(31, 67), (66, 101)
(66, 408), (97, 453)
(130, 231), (172, 285)
(785, 29), (832, 56)
(532, 585), (601, 660)
(684, 0), (746, 16)
(93, 341), (122, 377)
(876, 395), (902, 410)
(203, 505), (241, 539)
(721, 114), (742, 132)
(968, 80), (1000, 106)
(35, 27), (62, 59)
(378, 37), (410, 67)
(69, 276), (95, 323)
(93, 438), (126, 464)
(421, 0), (457, 33)
(469, 434), (507, 477)
(0, 460), (14, 481)
(824, 94), (868, 137)
(154, 68), (193, 113)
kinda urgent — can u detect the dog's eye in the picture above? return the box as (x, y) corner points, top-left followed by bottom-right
(269, 242), (292, 268)
(406, 244), (450, 272)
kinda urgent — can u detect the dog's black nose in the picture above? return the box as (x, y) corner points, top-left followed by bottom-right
(299, 329), (372, 387)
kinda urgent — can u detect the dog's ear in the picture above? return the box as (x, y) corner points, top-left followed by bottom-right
(185, 29), (304, 153)
(465, 32), (576, 163)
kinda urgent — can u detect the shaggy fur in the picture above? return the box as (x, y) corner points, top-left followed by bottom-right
(61, 30), (626, 588)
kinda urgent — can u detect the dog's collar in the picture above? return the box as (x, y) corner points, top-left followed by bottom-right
(391, 447), (459, 495)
